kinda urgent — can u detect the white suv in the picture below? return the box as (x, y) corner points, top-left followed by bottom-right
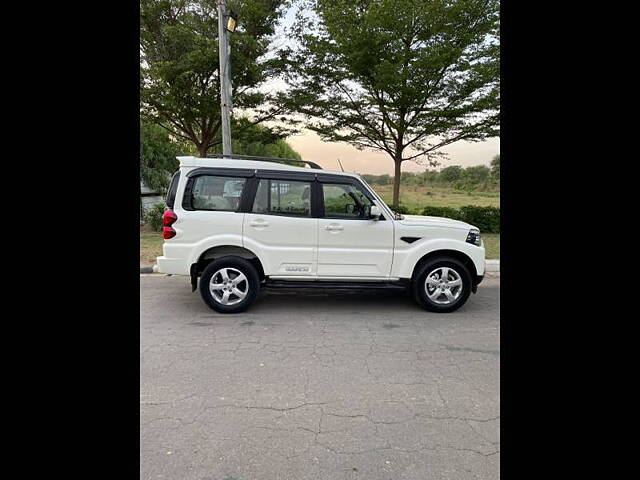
(157, 155), (485, 313)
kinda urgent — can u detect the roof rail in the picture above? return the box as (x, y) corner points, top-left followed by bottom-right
(205, 153), (323, 170)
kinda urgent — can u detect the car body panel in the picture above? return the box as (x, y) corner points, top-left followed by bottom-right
(317, 218), (394, 277)
(243, 213), (319, 276)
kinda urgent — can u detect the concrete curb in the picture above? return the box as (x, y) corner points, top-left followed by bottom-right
(485, 259), (500, 272)
(140, 265), (158, 274)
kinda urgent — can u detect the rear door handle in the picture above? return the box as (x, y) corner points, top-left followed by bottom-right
(325, 224), (344, 231)
(250, 219), (269, 227)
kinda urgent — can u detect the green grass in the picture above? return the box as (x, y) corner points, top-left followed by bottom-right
(372, 184), (500, 210)
(140, 228), (163, 264)
(482, 233), (500, 259)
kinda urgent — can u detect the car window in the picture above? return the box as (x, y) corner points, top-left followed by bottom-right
(252, 179), (311, 217)
(191, 175), (246, 211)
(323, 183), (373, 219)
(165, 171), (180, 209)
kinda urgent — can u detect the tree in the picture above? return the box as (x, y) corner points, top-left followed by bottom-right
(439, 165), (464, 183)
(464, 164), (490, 184)
(140, 121), (191, 217)
(490, 154), (500, 181)
(283, 0), (499, 206)
(206, 119), (303, 159)
(140, 121), (189, 193)
(140, 0), (293, 157)
(378, 174), (392, 185)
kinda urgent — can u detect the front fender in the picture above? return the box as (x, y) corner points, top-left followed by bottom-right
(391, 237), (485, 279)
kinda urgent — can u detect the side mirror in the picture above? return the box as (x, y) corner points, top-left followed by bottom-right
(370, 204), (381, 220)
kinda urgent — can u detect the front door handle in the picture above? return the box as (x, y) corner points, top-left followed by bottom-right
(250, 219), (269, 227)
(325, 224), (344, 231)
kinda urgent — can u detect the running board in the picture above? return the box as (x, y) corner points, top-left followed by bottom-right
(264, 279), (409, 291)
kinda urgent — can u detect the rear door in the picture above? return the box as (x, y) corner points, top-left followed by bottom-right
(242, 173), (318, 277)
(317, 179), (394, 278)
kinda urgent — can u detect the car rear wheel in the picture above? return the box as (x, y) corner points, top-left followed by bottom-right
(200, 257), (260, 313)
(413, 257), (472, 313)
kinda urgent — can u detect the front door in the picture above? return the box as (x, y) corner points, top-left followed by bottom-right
(243, 177), (318, 277)
(317, 181), (394, 278)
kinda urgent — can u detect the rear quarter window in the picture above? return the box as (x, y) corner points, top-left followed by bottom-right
(185, 175), (248, 212)
(165, 171), (181, 209)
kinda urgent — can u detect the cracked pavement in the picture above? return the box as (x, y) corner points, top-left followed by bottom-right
(140, 274), (500, 480)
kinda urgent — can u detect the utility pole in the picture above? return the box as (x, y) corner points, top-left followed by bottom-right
(217, 0), (233, 157)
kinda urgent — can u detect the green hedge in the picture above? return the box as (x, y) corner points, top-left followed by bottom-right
(144, 203), (166, 232)
(422, 205), (500, 233)
(393, 204), (413, 215)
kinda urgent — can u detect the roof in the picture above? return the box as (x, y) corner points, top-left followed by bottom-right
(177, 156), (358, 178)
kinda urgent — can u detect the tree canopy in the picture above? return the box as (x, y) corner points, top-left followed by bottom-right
(140, 121), (190, 193)
(140, 119), (301, 196)
(208, 119), (302, 159)
(140, 0), (293, 157)
(282, 0), (500, 206)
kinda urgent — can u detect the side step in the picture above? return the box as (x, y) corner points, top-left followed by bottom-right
(263, 279), (409, 291)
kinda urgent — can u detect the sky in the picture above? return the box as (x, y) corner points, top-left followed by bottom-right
(287, 131), (500, 175)
(258, 3), (500, 175)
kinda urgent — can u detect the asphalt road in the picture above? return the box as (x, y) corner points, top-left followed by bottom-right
(140, 274), (500, 480)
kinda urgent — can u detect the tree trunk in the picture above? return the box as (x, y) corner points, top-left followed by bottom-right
(198, 144), (209, 158)
(392, 159), (402, 208)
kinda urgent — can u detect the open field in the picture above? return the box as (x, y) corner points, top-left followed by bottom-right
(371, 184), (500, 210)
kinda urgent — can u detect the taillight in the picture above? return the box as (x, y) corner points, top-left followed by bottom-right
(162, 209), (178, 239)
(162, 227), (176, 239)
(163, 209), (177, 227)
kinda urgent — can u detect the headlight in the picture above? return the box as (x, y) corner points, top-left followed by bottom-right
(466, 228), (481, 246)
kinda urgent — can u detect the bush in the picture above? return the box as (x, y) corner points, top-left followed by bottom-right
(393, 204), (419, 215)
(144, 203), (166, 232)
(421, 205), (500, 233)
(422, 206), (464, 221)
(459, 205), (500, 233)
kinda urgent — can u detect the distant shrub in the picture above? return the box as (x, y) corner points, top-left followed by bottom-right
(422, 205), (500, 233)
(145, 203), (166, 232)
(422, 206), (464, 220)
(393, 204), (419, 215)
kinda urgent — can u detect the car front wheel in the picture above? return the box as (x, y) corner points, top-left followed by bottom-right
(413, 257), (472, 313)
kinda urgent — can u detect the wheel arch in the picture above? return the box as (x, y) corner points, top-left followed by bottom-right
(411, 249), (478, 282)
(194, 245), (265, 281)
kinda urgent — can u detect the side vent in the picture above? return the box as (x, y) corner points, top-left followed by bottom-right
(401, 236), (421, 244)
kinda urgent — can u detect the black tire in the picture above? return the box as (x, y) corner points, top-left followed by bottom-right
(412, 256), (472, 313)
(199, 256), (260, 313)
